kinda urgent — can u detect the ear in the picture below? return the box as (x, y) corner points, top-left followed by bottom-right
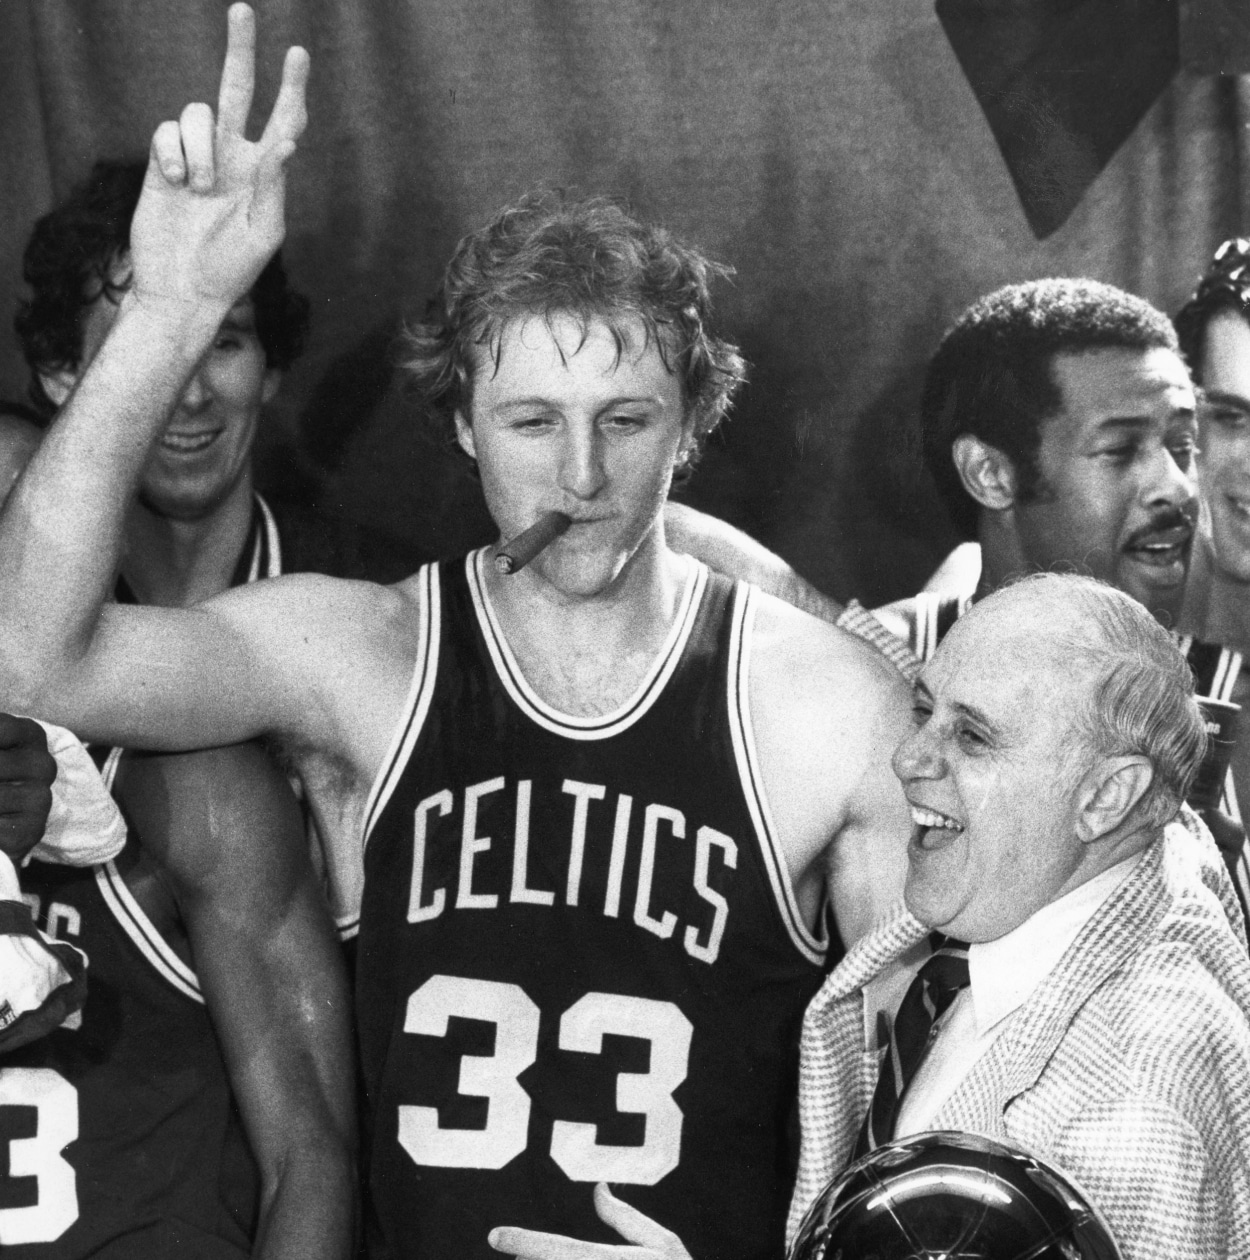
(674, 411), (697, 472)
(38, 369), (77, 409)
(1076, 755), (1154, 843)
(261, 369), (282, 406)
(950, 434), (1018, 512)
(454, 409), (476, 461)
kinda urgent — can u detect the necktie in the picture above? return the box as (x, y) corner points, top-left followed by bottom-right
(854, 933), (971, 1157)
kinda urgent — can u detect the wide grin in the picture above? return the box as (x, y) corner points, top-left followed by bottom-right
(1122, 524), (1191, 569)
(160, 429), (221, 454)
(910, 804), (964, 850)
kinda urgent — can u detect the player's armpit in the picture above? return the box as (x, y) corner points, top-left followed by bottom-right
(144, 742), (356, 1260)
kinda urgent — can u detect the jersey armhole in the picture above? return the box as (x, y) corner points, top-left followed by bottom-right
(361, 561), (442, 853)
(727, 582), (828, 966)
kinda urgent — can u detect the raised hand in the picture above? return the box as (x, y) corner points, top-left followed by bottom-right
(488, 1184), (693, 1260)
(0, 714), (56, 865)
(128, 3), (309, 318)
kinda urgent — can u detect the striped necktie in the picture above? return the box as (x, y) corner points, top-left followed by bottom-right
(854, 933), (971, 1157)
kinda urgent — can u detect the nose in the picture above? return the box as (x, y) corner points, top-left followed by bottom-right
(178, 368), (211, 415)
(1142, 445), (1198, 514)
(556, 422), (607, 500)
(891, 720), (945, 785)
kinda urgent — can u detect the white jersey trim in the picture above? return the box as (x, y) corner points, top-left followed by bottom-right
(92, 746), (204, 1003)
(362, 563), (442, 861)
(467, 549), (706, 741)
(252, 493), (283, 581)
(726, 583), (827, 966)
(95, 863), (204, 1004)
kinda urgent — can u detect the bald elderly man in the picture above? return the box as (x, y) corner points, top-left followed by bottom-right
(792, 574), (1250, 1260)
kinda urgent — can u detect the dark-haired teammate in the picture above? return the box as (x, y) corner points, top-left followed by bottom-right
(0, 9), (912, 1258)
(0, 444), (354, 1258)
(870, 278), (1250, 923)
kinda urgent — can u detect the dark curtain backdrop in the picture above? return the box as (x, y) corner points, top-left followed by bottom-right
(1, 1), (1247, 604)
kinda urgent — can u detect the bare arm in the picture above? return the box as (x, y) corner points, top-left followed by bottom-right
(663, 502), (845, 624)
(0, 6), (307, 731)
(126, 743), (356, 1259)
(748, 593), (913, 950)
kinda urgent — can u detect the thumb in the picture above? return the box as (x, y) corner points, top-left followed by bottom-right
(593, 1185), (685, 1254)
(249, 138), (296, 249)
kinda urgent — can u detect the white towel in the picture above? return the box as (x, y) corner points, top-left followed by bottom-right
(0, 721), (121, 1051)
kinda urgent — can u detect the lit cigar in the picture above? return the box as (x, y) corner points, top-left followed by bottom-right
(495, 511), (573, 575)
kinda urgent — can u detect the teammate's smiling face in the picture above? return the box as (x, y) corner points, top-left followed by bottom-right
(1009, 346), (1199, 625)
(892, 594), (1093, 943)
(1196, 309), (1250, 584)
(456, 310), (692, 597)
(60, 254), (278, 522)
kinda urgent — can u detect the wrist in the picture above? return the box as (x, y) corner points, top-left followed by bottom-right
(116, 286), (231, 365)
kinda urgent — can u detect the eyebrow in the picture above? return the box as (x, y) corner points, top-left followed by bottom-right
(493, 394), (664, 414)
(913, 679), (999, 734)
(1200, 388), (1250, 413)
(219, 307), (257, 333)
(1091, 407), (1196, 434)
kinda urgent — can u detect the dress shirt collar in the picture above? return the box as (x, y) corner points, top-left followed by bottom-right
(967, 850), (1144, 1036)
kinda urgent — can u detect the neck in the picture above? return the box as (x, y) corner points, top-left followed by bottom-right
(1191, 540), (1250, 654)
(120, 473), (255, 608)
(974, 516), (1028, 601)
(482, 523), (691, 717)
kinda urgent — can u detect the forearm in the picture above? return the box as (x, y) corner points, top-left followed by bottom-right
(663, 501), (844, 623)
(0, 295), (220, 699)
(253, 1136), (356, 1260)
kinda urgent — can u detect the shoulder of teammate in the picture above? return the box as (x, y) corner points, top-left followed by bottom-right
(750, 587), (913, 714)
(748, 591), (915, 944)
(748, 590), (914, 810)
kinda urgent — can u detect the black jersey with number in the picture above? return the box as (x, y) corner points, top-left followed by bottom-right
(0, 837), (258, 1257)
(356, 553), (829, 1260)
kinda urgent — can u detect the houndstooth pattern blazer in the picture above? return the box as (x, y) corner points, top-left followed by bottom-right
(789, 811), (1250, 1260)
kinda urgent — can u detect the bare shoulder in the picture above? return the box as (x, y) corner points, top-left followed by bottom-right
(746, 590), (913, 825)
(749, 588), (912, 717)
(207, 566), (423, 645)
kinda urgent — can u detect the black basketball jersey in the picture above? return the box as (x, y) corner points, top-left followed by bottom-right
(356, 553), (829, 1260)
(0, 783), (258, 1257)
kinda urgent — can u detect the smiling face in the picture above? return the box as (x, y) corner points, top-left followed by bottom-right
(455, 311), (692, 598)
(1196, 308), (1250, 585)
(893, 595), (1100, 942)
(1009, 346), (1199, 624)
(62, 256), (278, 521)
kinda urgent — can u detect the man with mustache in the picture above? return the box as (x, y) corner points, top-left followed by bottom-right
(868, 280), (1250, 923)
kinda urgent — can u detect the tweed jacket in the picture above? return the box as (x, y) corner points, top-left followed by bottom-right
(789, 813), (1250, 1260)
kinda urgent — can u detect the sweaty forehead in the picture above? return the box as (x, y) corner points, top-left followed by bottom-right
(468, 310), (679, 404)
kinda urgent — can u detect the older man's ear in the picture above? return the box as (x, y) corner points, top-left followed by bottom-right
(1076, 756), (1155, 844)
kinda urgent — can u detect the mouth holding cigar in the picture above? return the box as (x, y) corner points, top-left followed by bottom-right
(495, 510), (574, 575)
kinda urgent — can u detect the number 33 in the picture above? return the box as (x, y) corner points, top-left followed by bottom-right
(399, 976), (693, 1185)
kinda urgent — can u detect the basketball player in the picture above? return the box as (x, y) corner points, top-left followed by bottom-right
(0, 8), (912, 1257)
(0, 424), (355, 1257)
